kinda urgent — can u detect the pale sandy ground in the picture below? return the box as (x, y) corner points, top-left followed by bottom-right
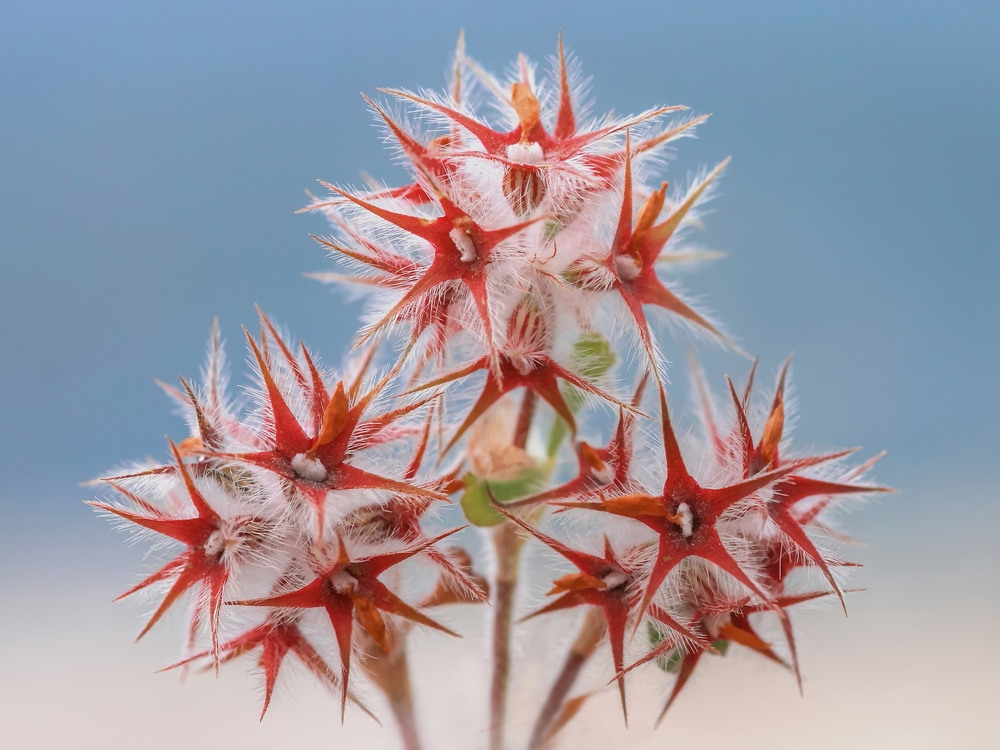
(3, 481), (997, 749)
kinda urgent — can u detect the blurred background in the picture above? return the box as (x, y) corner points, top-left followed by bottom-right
(1, 1), (997, 747)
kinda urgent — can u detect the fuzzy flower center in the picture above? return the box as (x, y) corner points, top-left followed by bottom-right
(203, 528), (228, 557)
(329, 568), (359, 595)
(449, 226), (478, 262)
(508, 351), (537, 376)
(675, 501), (694, 538)
(291, 452), (329, 483)
(505, 141), (544, 165)
(602, 569), (630, 590)
(614, 253), (642, 281)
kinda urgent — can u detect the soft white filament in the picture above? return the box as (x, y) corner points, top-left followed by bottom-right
(291, 453), (328, 483)
(602, 570), (630, 590)
(677, 502), (694, 538)
(614, 254), (642, 281)
(449, 227), (478, 262)
(329, 568), (358, 594)
(203, 529), (227, 557)
(506, 141), (544, 165)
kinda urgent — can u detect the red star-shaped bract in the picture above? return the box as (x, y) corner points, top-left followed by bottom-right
(344, 412), (486, 603)
(723, 371), (890, 613)
(310, 216), (473, 369)
(507, 375), (648, 509)
(498, 508), (702, 724)
(316, 173), (541, 363)
(408, 300), (632, 455)
(621, 589), (835, 724)
(559, 384), (847, 626)
(161, 611), (370, 721)
(572, 139), (731, 370)
(382, 38), (685, 210)
(207, 326), (445, 539)
(89, 441), (247, 658)
(231, 529), (462, 721)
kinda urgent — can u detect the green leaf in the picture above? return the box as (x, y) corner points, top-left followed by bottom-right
(546, 332), (617, 458)
(459, 469), (542, 528)
(648, 622), (683, 673)
(572, 332), (616, 380)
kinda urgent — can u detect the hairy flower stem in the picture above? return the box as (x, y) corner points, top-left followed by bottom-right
(360, 630), (424, 750)
(485, 388), (537, 748)
(528, 608), (607, 749)
(512, 389), (538, 450)
(488, 519), (526, 750)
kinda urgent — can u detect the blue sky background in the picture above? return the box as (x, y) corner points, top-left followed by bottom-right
(1, 1), (997, 747)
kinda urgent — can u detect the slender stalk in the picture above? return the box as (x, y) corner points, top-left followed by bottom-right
(486, 389), (538, 748)
(488, 520), (525, 750)
(528, 608), (607, 749)
(359, 627), (424, 750)
(512, 389), (538, 450)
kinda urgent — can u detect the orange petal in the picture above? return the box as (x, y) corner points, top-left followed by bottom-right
(602, 493), (667, 518)
(579, 441), (607, 473)
(353, 595), (389, 652)
(309, 381), (349, 456)
(548, 572), (606, 594)
(758, 393), (784, 469)
(632, 181), (668, 238)
(511, 82), (541, 141)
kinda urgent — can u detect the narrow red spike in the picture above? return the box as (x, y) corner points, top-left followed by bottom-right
(554, 33), (576, 140)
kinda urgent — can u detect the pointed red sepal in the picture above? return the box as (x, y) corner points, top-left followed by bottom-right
(553, 33), (576, 141)
(637, 158), (731, 265)
(765, 474), (890, 615)
(591, 150), (732, 360)
(749, 355), (791, 473)
(243, 329), (311, 452)
(497, 507), (665, 723)
(380, 87), (511, 156)
(230, 531), (461, 720)
(725, 376), (755, 475)
(657, 384), (693, 490)
(410, 352), (631, 456)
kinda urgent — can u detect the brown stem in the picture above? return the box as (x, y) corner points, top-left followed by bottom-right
(528, 609), (607, 749)
(512, 389), (538, 450)
(488, 521), (525, 750)
(359, 626), (424, 750)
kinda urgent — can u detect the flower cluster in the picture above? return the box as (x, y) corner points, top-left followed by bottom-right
(92, 36), (887, 749)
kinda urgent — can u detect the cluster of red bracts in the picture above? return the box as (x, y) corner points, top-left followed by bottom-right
(92, 36), (886, 747)
(92, 314), (884, 730)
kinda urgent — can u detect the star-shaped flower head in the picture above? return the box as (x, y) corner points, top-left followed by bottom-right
(309, 137), (544, 368)
(89, 440), (271, 662)
(506, 374), (649, 509)
(230, 528), (462, 721)
(567, 137), (732, 374)
(204, 320), (446, 539)
(498, 507), (705, 724)
(408, 293), (635, 455)
(160, 608), (376, 722)
(620, 588), (839, 724)
(383, 36), (693, 222)
(558, 383), (850, 626)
